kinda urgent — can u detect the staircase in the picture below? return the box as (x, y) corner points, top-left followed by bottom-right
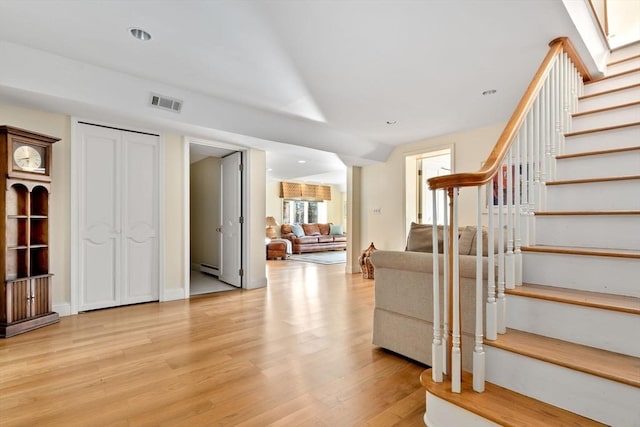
(422, 47), (640, 426)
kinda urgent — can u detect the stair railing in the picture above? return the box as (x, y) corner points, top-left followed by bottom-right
(428, 37), (590, 393)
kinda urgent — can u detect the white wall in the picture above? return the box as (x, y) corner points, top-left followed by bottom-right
(190, 157), (221, 269)
(359, 123), (504, 252)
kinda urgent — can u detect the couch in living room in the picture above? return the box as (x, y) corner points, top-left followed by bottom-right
(370, 222), (503, 369)
(280, 223), (347, 254)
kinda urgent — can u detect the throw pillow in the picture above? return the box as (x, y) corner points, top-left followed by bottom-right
(468, 226), (508, 255)
(318, 223), (331, 235)
(291, 224), (305, 237)
(330, 224), (343, 235)
(406, 222), (434, 253)
(302, 223), (321, 236)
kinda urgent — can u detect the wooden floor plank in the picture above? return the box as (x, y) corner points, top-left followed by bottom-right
(0, 261), (426, 426)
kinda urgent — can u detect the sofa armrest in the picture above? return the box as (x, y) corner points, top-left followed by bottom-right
(370, 250), (435, 273)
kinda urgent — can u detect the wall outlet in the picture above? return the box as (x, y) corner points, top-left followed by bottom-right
(372, 207), (382, 215)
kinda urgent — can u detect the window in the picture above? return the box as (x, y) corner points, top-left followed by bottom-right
(282, 199), (327, 224)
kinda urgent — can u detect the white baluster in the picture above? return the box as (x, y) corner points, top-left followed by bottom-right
(505, 143), (515, 290)
(529, 98), (538, 245)
(451, 188), (461, 393)
(514, 126), (523, 286)
(486, 180), (497, 341)
(442, 189), (449, 375)
(473, 186), (485, 392)
(497, 162), (506, 335)
(432, 190), (443, 383)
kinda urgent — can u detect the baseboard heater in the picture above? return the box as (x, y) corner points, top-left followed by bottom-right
(200, 263), (219, 277)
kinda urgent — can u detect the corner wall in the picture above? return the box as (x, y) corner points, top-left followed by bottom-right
(359, 123), (504, 253)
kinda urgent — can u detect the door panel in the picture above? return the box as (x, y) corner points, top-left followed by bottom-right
(79, 127), (120, 311)
(77, 123), (159, 311)
(219, 152), (241, 287)
(122, 132), (158, 304)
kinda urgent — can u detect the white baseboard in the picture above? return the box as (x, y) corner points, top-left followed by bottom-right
(53, 303), (72, 317)
(162, 288), (186, 301)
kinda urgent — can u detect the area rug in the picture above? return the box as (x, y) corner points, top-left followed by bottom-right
(289, 251), (346, 265)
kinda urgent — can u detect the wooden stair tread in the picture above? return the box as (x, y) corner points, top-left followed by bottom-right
(535, 210), (640, 216)
(485, 329), (640, 388)
(555, 145), (640, 160)
(586, 67), (640, 84)
(420, 368), (606, 427)
(546, 174), (640, 186)
(522, 245), (640, 259)
(572, 100), (640, 118)
(565, 121), (639, 137)
(507, 283), (640, 315)
(579, 83), (640, 100)
(608, 54), (640, 66)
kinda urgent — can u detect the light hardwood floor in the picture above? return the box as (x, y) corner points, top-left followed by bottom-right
(0, 260), (426, 426)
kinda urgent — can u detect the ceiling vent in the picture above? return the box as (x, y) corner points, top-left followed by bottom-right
(149, 93), (183, 113)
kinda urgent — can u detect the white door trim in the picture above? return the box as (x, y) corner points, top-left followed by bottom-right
(70, 117), (164, 314)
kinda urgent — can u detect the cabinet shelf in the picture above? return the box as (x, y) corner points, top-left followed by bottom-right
(8, 215), (28, 219)
(30, 215), (48, 219)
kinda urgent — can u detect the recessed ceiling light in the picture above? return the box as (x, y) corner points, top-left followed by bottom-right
(482, 89), (497, 96)
(130, 28), (152, 41)
(298, 160), (307, 164)
(386, 120), (397, 125)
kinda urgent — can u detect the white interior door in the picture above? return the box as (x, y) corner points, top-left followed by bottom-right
(78, 125), (121, 311)
(122, 131), (159, 304)
(77, 123), (159, 311)
(219, 152), (242, 287)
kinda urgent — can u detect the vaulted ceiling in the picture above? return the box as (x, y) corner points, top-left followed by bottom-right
(0, 0), (593, 187)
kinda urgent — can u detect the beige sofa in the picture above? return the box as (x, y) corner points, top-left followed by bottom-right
(370, 223), (499, 369)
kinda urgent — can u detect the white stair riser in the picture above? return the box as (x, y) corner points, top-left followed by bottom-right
(425, 394), (500, 427)
(607, 59), (640, 75)
(506, 295), (640, 357)
(578, 85), (640, 112)
(564, 125), (640, 154)
(571, 103), (640, 132)
(556, 150), (640, 180)
(485, 347), (640, 427)
(609, 45), (640, 64)
(522, 252), (640, 297)
(546, 179), (640, 211)
(583, 70), (640, 95)
(535, 214), (640, 250)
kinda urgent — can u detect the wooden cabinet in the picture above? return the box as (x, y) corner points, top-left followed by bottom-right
(1, 126), (59, 338)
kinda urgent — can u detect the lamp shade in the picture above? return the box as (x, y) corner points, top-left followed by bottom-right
(266, 216), (278, 227)
(265, 216), (278, 238)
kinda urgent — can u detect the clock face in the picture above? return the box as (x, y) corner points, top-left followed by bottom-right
(13, 144), (45, 173)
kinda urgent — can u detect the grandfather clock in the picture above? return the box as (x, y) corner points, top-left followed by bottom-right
(0, 125), (59, 337)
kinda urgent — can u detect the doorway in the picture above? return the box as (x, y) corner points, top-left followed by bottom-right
(405, 147), (452, 232)
(185, 139), (244, 296)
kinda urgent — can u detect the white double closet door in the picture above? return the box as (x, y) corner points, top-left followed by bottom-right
(77, 123), (159, 311)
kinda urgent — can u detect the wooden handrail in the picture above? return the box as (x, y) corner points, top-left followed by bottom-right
(428, 38), (589, 191)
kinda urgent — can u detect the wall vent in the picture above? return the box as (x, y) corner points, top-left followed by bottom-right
(149, 93), (183, 113)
